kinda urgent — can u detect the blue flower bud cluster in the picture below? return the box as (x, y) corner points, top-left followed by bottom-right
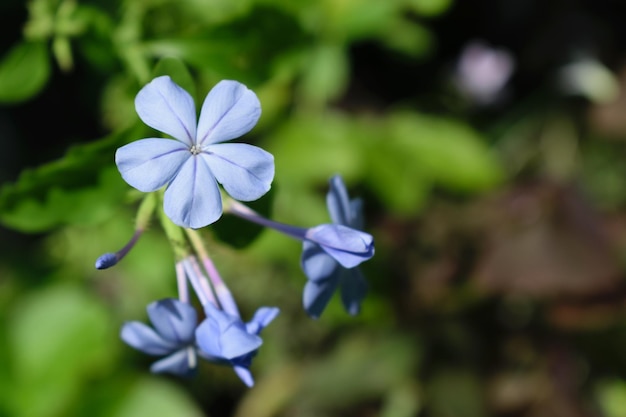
(95, 76), (375, 386)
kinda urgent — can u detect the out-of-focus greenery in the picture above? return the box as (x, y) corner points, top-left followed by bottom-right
(3, 0), (626, 416)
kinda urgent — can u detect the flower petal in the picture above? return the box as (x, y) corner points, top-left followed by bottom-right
(147, 299), (197, 345)
(305, 224), (374, 268)
(135, 76), (197, 146)
(196, 80), (261, 145)
(245, 307), (280, 335)
(233, 365), (255, 387)
(115, 138), (189, 192)
(163, 156), (222, 228)
(301, 241), (341, 282)
(326, 175), (352, 226)
(350, 198), (364, 230)
(195, 303), (263, 360)
(339, 268), (367, 316)
(202, 144), (274, 201)
(303, 278), (339, 319)
(150, 348), (197, 376)
(120, 321), (177, 355)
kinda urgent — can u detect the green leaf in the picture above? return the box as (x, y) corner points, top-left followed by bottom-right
(7, 284), (112, 417)
(0, 41), (50, 103)
(0, 126), (145, 232)
(388, 112), (504, 192)
(406, 0), (453, 17)
(299, 44), (349, 105)
(597, 379), (626, 417)
(106, 377), (203, 417)
(267, 113), (366, 187)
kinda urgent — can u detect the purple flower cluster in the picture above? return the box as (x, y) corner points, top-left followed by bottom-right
(96, 76), (374, 386)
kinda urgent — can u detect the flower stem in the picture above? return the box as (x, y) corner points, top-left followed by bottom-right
(185, 229), (240, 318)
(224, 199), (308, 241)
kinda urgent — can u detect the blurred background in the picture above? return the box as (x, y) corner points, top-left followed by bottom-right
(3, 0), (626, 416)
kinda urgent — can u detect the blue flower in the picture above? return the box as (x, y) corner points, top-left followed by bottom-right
(301, 175), (370, 318)
(115, 76), (275, 229)
(121, 298), (198, 376)
(195, 302), (279, 387)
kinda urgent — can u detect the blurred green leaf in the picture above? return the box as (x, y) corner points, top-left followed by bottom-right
(597, 379), (626, 417)
(0, 41), (50, 103)
(8, 284), (112, 417)
(0, 126), (144, 232)
(388, 112), (504, 191)
(406, 0), (453, 17)
(107, 377), (204, 417)
(379, 19), (433, 58)
(298, 44), (348, 106)
(365, 142), (431, 214)
(268, 112), (366, 187)
(324, 0), (396, 41)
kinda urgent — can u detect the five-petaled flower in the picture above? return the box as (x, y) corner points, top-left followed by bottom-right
(115, 76), (275, 229)
(121, 298), (198, 376)
(301, 175), (369, 318)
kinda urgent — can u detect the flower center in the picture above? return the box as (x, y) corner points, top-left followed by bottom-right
(189, 145), (202, 155)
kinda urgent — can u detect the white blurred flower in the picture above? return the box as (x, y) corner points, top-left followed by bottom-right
(454, 41), (515, 105)
(558, 57), (619, 103)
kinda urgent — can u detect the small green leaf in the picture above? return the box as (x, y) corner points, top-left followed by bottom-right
(0, 41), (50, 103)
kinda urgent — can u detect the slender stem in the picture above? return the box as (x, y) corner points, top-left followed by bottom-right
(175, 261), (189, 303)
(117, 229), (143, 259)
(225, 199), (308, 241)
(182, 257), (212, 306)
(185, 229), (241, 318)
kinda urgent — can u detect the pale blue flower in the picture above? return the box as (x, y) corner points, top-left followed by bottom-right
(121, 298), (198, 376)
(196, 302), (279, 387)
(115, 76), (274, 229)
(301, 175), (369, 318)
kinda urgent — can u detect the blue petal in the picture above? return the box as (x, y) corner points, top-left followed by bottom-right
(115, 139), (189, 192)
(196, 80), (261, 145)
(120, 321), (178, 355)
(303, 278), (339, 319)
(301, 241), (341, 282)
(202, 143), (274, 201)
(163, 156), (222, 228)
(150, 348), (197, 376)
(339, 268), (367, 316)
(305, 224), (374, 268)
(233, 365), (255, 387)
(245, 307), (280, 335)
(350, 198), (364, 230)
(135, 76), (197, 146)
(195, 303), (262, 360)
(147, 299), (197, 345)
(326, 175), (352, 226)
